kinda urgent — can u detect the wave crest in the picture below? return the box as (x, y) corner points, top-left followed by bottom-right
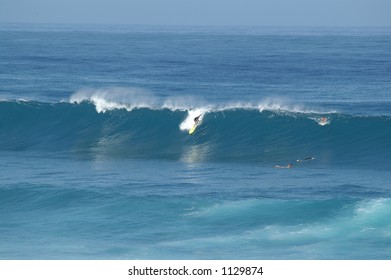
(70, 87), (335, 115)
(70, 87), (160, 113)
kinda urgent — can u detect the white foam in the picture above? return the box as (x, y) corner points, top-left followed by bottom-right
(70, 88), (211, 113)
(211, 99), (334, 115)
(179, 108), (208, 131)
(162, 95), (210, 111)
(309, 117), (331, 126)
(69, 88), (337, 116)
(70, 87), (159, 113)
(256, 100), (334, 114)
(355, 198), (389, 216)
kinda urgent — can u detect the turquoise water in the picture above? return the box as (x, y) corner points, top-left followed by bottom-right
(0, 24), (390, 259)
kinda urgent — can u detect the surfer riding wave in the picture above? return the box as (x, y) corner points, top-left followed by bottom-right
(194, 114), (202, 125)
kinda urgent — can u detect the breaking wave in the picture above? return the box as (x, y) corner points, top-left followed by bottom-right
(1, 97), (390, 168)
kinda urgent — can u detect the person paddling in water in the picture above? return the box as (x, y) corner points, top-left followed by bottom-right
(274, 163), (293, 169)
(319, 116), (328, 125)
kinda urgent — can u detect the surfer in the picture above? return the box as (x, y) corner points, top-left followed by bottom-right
(194, 114), (202, 125)
(274, 163), (293, 169)
(319, 116), (328, 125)
(189, 114), (203, 135)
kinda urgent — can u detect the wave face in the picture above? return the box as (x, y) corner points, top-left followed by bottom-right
(1, 100), (390, 168)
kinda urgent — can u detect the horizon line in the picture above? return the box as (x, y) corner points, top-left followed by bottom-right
(1, 21), (391, 29)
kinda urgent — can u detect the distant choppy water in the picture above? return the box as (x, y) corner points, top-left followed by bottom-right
(0, 24), (391, 259)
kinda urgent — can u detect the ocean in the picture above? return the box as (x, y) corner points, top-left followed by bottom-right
(0, 24), (390, 259)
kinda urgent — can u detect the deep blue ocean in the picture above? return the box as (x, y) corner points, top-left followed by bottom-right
(0, 24), (391, 259)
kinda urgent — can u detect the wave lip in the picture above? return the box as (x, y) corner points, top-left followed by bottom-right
(70, 88), (161, 113)
(69, 88), (336, 115)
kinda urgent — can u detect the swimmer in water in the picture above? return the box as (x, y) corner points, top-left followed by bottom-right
(274, 163), (293, 169)
(320, 116), (328, 124)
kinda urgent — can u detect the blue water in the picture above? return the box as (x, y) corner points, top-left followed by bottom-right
(1, 24), (391, 259)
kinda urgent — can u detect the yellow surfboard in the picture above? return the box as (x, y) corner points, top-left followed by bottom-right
(188, 114), (203, 135)
(189, 124), (197, 135)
